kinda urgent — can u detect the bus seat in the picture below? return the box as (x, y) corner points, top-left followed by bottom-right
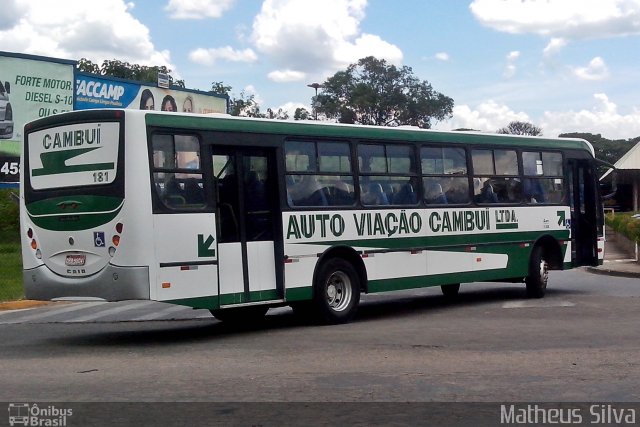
(393, 183), (417, 205)
(381, 183), (394, 201)
(367, 183), (389, 205)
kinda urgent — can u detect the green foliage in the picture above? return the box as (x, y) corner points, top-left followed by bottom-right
(211, 82), (291, 119)
(0, 190), (24, 301)
(560, 132), (639, 176)
(294, 107), (311, 120)
(0, 227), (23, 302)
(0, 189), (19, 232)
(210, 81), (233, 96)
(316, 56), (454, 128)
(78, 58), (185, 88)
(606, 212), (640, 244)
(497, 121), (542, 136)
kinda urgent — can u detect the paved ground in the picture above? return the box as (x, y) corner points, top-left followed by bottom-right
(587, 227), (640, 278)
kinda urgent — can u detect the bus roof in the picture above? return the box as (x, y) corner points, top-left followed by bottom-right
(28, 108), (594, 157)
(141, 110), (594, 157)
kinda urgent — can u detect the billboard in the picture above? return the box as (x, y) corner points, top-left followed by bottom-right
(0, 51), (228, 187)
(0, 52), (75, 186)
(75, 73), (228, 115)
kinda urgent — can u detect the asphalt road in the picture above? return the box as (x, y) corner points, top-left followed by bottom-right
(1, 269), (638, 425)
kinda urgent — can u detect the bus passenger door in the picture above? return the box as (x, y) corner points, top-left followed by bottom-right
(567, 159), (599, 266)
(212, 147), (283, 305)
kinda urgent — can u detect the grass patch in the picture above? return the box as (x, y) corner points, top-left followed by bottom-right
(0, 230), (24, 302)
(606, 211), (640, 243)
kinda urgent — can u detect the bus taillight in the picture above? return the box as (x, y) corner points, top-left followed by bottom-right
(109, 222), (123, 257)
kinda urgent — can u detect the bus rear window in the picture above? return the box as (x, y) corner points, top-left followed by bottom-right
(28, 122), (120, 190)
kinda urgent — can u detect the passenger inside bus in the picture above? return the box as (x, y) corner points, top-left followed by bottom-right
(475, 179), (499, 203)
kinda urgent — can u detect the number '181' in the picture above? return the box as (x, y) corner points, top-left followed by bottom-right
(93, 171), (109, 182)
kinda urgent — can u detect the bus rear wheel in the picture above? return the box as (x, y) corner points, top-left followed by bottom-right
(210, 305), (268, 323)
(526, 245), (549, 298)
(312, 258), (360, 324)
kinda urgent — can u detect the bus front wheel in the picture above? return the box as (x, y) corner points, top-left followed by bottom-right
(525, 245), (548, 298)
(312, 258), (361, 324)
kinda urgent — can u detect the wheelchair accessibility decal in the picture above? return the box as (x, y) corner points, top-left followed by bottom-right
(94, 231), (105, 247)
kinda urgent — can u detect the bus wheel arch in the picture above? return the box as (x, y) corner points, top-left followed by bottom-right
(525, 235), (562, 299)
(315, 246), (368, 293)
(310, 246), (365, 324)
(531, 235), (564, 270)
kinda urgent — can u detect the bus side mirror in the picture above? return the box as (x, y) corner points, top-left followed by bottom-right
(4, 82), (9, 94)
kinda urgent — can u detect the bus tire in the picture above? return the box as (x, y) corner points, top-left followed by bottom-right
(210, 305), (268, 323)
(312, 258), (360, 324)
(525, 245), (548, 299)
(441, 283), (460, 297)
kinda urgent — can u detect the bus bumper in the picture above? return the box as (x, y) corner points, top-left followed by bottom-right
(23, 264), (150, 302)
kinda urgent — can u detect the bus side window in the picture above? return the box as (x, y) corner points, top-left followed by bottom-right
(421, 146), (468, 205)
(152, 133), (205, 211)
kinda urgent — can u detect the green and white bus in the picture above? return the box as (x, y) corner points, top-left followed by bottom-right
(20, 109), (604, 323)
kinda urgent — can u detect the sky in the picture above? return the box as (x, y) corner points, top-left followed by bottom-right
(2, 0), (640, 139)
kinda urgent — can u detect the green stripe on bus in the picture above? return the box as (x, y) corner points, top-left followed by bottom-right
(26, 195), (123, 231)
(166, 295), (219, 310)
(296, 229), (569, 250)
(26, 195), (123, 215)
(496, 223), (519, 230)
(219, 290), (280, 306)
(286, 287), (313, 302)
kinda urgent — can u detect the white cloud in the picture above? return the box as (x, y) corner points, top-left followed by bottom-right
(251, 0), (402, 78)
(438, 94), (640, 139)
(572, 57), (610, 81)
(267, 69), (306, 82)
(470, 0), (640, 39)
(435, 52), (450, 61)
(189, 46), (257, 65)
(165, 0), (235, 19)
(503, 51), (520, 78)
(542, 93), (640, 139)
(543, 38), (567, 56)
(0, 0), (26, 31)
(436, 100), (531, 132)
(277, 101), (310, 117)
(0, 0), (175, 69)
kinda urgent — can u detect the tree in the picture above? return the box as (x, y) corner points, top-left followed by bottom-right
(210, 81), (232, 96)
(294, 107), (311, 120)
(315, 56), (453, 128)
(211, 82), (296, 119)
(559, 132), (639, 176)
(77, 58), (185, 87)
(497, 121), (542, 136)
